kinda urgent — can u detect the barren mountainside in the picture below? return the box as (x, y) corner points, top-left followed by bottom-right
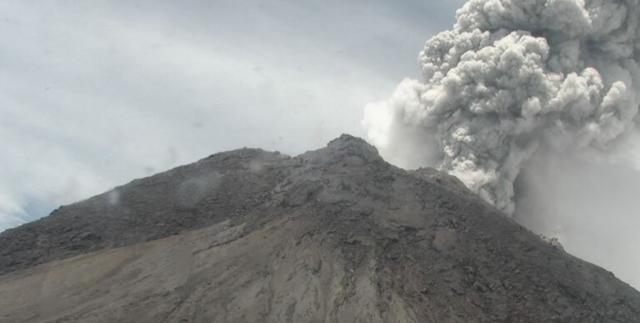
(1, 135), (639, 323)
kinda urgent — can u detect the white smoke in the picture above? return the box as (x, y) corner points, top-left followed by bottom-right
(364, 0), (640, 214)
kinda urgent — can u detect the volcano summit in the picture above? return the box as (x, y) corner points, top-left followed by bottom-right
(0, 135), (639, 322)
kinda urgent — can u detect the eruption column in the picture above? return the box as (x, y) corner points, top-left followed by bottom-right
(364, 0), (640, 213)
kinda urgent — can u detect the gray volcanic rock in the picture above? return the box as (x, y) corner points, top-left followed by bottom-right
(1, 134), (640, 323)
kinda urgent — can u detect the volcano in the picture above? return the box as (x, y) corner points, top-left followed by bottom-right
(1, 135), (639, 322)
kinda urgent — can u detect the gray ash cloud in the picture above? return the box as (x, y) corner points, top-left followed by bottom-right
(364, 0), (640, 214)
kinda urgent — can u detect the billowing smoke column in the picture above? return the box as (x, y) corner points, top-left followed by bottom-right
(364, 0), (640, 214)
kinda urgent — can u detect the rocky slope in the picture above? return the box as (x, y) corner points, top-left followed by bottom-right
(1, 135), (639, 322)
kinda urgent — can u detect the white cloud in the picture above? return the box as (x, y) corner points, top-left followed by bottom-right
(0, 0), (461, 230)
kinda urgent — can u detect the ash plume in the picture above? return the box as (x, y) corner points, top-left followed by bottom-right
(364, 0), (640, 214)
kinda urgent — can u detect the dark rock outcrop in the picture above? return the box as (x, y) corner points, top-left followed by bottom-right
(1, 134), (639, 322)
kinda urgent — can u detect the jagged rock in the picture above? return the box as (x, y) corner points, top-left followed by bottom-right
(0, 134), (639, 322)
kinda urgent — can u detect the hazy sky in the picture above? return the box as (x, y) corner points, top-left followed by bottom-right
(0, 0), (466, 230)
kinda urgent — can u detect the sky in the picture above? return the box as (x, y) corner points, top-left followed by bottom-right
(3, 0), (640, 291)
(0, 0), (466, 230)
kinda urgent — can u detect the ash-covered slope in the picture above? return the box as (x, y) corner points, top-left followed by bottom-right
(1, 135), (640, 322)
